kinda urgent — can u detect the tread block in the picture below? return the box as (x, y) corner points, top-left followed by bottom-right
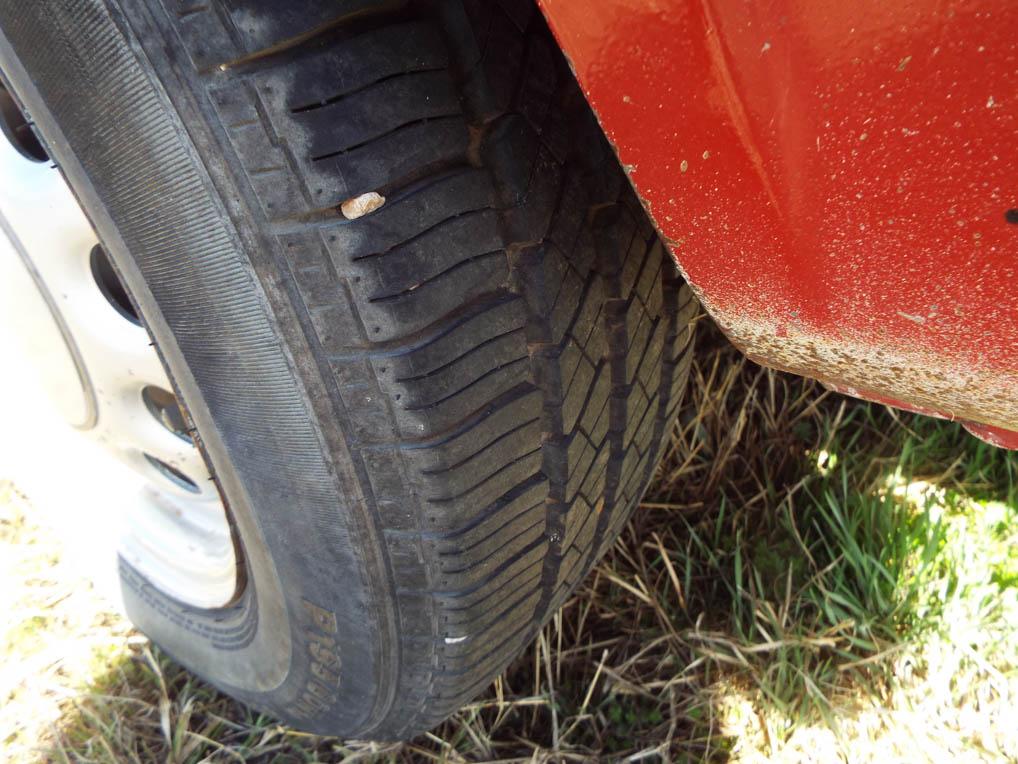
(324, 169), (496, 262)
(427, 446), (542, 518)
(355, 254), (508, 342)
(352, 210), (504, 299)
(421, 417), (542, 496)
(173, 0), (697, 737)
(306, 117), (472, 208)
(296, 70), (462, 159)
(222, 0), (378, 55)
(465, 5), (527, 119)
(265, 22), (449, 113)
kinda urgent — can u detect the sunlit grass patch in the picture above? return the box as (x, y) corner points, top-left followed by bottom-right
(708, 488), (1018, 762)
(676, 463), (947, 725)
(675, 400), (1018, 760)
(0, 482), (135, 762)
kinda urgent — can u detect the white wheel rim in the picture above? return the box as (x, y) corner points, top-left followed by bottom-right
(0, 103), (238, 609)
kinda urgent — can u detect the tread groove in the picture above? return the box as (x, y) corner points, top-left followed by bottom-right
(426, 446), (542, 504)
(214, 0), (415, 75)
(290, 65), (449, 113)
(310, 113), (463, 162)
(165, 0), (697, 738)
(401, 353), (528, 411)
(354, 206), (495, 262)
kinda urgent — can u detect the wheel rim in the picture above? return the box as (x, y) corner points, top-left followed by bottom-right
(0, 90), (238, 609)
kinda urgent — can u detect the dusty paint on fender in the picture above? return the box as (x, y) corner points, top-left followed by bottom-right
(538, 0), (1018, 443)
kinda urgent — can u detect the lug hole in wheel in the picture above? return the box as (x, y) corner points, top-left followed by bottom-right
(144, 453), (200, 493)
(90, 244), (141, 325)
(0, 83), (48, 163)
(143, 385), (192, 443)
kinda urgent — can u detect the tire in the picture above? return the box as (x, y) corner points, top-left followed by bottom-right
(0, 0), (697, 739)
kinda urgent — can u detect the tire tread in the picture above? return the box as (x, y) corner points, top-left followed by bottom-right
(157, 0), (695, 737)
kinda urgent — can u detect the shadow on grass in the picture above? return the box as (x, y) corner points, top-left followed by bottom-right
(615, 324), (1018, 757)
(39, 322), (1018, 762)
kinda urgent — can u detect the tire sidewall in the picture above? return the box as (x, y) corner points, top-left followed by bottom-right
(0, 0), (394, 735)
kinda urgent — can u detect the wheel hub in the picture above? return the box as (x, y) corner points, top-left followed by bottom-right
(0, 86), (238, 609)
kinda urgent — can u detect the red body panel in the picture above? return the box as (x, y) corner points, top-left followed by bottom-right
(538, 0), (1018, 441)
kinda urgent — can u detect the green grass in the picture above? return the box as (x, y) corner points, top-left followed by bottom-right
(653, 348), (1018, 758)
(3, 321), (1018, 761)
(673, 421), (978, 730)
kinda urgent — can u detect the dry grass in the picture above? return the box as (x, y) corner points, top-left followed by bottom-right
(3, 320), (1017, 762)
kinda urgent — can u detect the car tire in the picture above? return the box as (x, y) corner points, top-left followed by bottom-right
(0, 0), (697, 739)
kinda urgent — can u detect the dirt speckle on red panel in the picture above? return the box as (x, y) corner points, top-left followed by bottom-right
(710, 305), (1018, 434)
(539, 0), (1018, 437)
